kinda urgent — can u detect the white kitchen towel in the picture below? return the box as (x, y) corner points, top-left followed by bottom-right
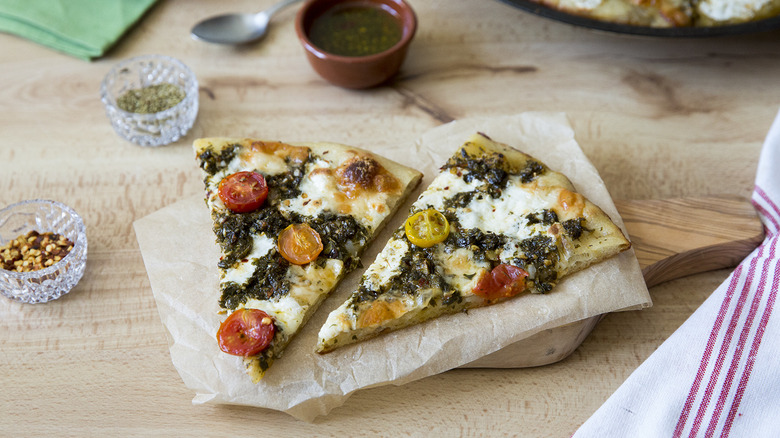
(574, 110), (780, 438)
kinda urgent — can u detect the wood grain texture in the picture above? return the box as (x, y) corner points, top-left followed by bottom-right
(618, 196), (765, 287)
(1, 0), (778, 436)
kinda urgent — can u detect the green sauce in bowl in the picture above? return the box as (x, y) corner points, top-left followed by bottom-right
(308, 5), (402, 57)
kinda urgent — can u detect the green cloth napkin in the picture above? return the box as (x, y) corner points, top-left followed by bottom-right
(0, 0), (158, 60)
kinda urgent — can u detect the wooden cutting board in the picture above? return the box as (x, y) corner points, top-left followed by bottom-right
(465, 195), (766, 368)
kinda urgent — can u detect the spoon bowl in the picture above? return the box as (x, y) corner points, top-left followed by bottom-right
(191, 0), (303, 45)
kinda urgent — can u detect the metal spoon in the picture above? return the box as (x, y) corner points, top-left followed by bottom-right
(191, 0), (304, 45)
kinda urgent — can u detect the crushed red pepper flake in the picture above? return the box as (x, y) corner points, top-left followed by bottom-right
(0, 230), (74, 272)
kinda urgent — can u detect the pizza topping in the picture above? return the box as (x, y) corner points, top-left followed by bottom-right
(266, 167), (307, 203)
(218, 171), (269, 213)
(340, 156), (378, 187)
(558, 188), (585, 217)
(278, 223), (324, 265)
(336, 155), (400, 195)
(442, 190), (478, 210)
(404, 209), (450, 248)
(251, 141), (311, 166)
(517, 234), (560, 293)
(351, 243), (452, 308)
(305, 212), (368, 270)
(448, 224), (505, 264)
(472, 264), (529, 301)
(562, 217), (586, 240)
(198, 144), (240, 175)
(443, 145), (509, 193)
(220, 253), (291, 309)
(442, 143), (548, 197)
(518, 160), (545, 184)
(216, 209), (370, 309)
(525, 209), (558, 226)
(217, 308), (276, 356)
(356, 300), (406, 328)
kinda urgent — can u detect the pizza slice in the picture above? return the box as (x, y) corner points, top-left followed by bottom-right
(316, 133), (630, 353)
(194, 138), (421, 381)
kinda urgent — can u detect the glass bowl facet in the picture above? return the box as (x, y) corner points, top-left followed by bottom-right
(0, 200), (87, 304)
(100, 54), (199, 147)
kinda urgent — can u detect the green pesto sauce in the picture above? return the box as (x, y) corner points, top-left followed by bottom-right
(197, 144), (240, 176)
(215, 208), (370, 310)
(308, 5), (402, 57)
(442, 148), (510, 196)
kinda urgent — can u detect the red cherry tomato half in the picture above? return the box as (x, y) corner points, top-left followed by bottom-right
(217, 308), (276, 356)
(218, 171), (268, 213)
(472, 264), (529, 301)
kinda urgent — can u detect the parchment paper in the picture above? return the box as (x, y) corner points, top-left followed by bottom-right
(134, 112), (651, 421)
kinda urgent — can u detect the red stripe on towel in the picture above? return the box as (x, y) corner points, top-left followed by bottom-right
(673, 264), (745, 438)
(706, 237), (777, 435)
(687, 248), (763, 437)
(723, 254), (779, 436)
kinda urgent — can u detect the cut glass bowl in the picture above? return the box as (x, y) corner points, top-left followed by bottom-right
(100, 54), (198, 147)
(0, 200), (87, 304)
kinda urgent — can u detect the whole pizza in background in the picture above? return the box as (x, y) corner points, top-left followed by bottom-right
(530, 0), (780, 27)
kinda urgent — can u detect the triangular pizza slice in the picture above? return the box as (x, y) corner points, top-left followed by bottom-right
(194, 138), (421, 381)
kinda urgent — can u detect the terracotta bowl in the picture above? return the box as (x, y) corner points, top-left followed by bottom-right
(295, 0), (417, 89)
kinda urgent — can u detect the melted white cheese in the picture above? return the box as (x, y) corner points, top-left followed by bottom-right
(699, 0), (771, 21)
(361, 238), (409, 291)
(239, 148), (289, 176)
(413, 171), (557, 245)
(279, 158), (341, 219)
(242, 295), (305, 335)
(319, 300), (353, 340)
(457, 177), (556, 242)
(242, 259), (344, 335)
(433, 246), (489, 293)
(412, 170), (480, 211)
(559, 0), (603, 11)
(219, 234), (276, 286)
(277, 157), (395, 232)
(285, 259), (344, 306)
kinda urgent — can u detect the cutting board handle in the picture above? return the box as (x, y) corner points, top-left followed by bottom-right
(616, 196), (765, 287)
(464, 195), (765, 369)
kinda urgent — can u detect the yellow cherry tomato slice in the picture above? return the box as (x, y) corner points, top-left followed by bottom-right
(404, 209), (450, 248)
(277, 223), (323, 265)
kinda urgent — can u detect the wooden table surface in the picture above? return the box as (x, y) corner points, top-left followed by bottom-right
(1, 0), (778, 435)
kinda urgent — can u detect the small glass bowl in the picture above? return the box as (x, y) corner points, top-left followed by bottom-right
(100, 55), (199, 147)
(0, 200), (88, 304)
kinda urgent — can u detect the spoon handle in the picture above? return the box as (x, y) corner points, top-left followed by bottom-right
(263, 0), (305, 18)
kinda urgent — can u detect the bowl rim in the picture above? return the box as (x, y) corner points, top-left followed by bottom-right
(99, 54), (199, 121)
(0, 199), (87, 280)
(295, 0), (418, 64)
